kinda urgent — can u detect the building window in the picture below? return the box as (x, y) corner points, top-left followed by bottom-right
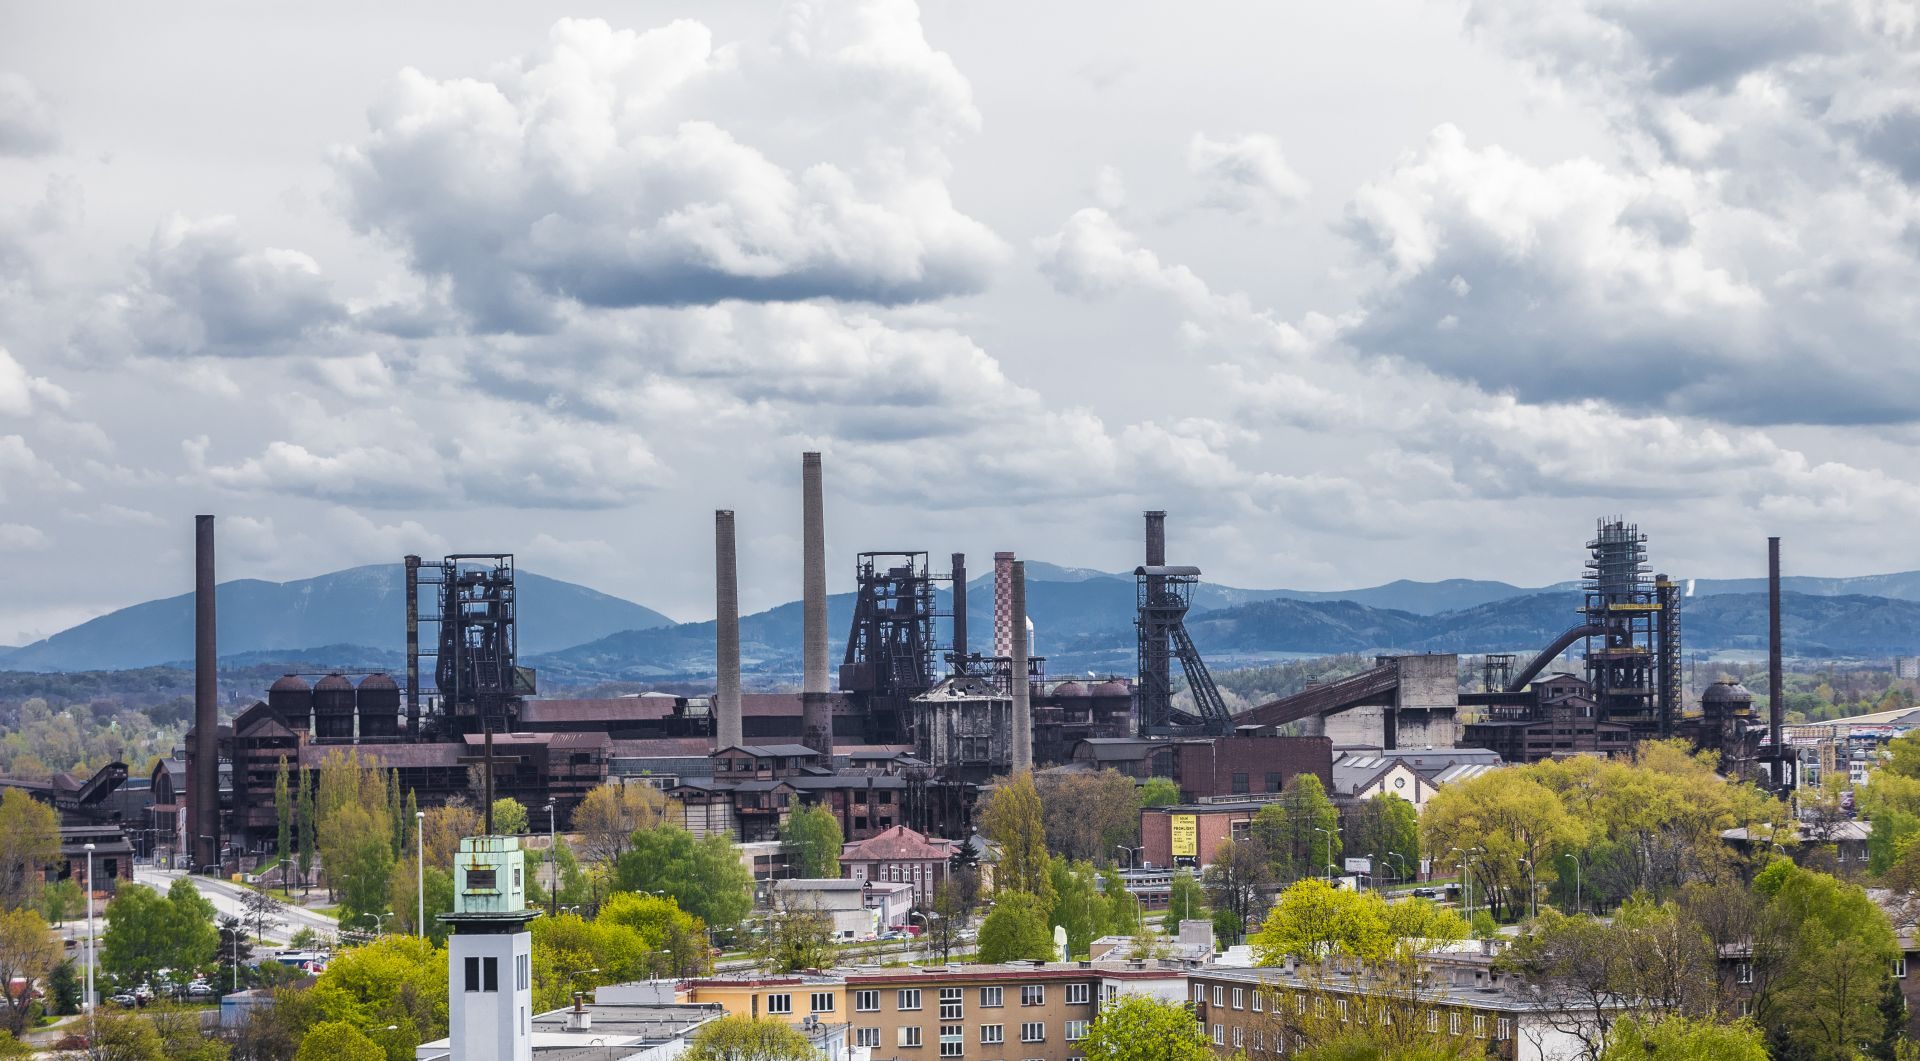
(516, 953), (529, 991)
(1737, 961), (1754, 985)
(1449, 1011), (1462, 1036)
(1232, 1026), (1245, 1047)
(1193, 984), (1206, 1006)
(1252, 991), (1263, 1013)
(856, 990), (880, 1012)
(1426, 1009), (1438, 1032)
(767, 994), (792, 1015)
(898, 1026), (921, 1047)
(1266, 771), (1283, 791)
(812, 992), (836, 1013)
(981, 987), (1004, 1008)
(899, 989), (923, 1011)
(856, 1028), (880, 1047)
(1337, 998), (1349, 1022)
(1066, 1020), (1089, 1042)
(981, 1024), (1005, 1044)
(1474, 1014), (1487, 1038)
(1497, 1018), (1512, 1040)
(1231, 988), (1243, 1010)
(1232, 772), (1249, 794)
(1022, 985), (1046, 1007)
(940, 1025), (964, 1057)
(1213, 986), (1224, 1008)
(463, 956), (498, 993)
(1898, 957), (1910, 979)
(1106, 984), (1118, 1002)
(1021, 1022), (1046, 1042)
(1211, 1023), (1224, 1045)
(940, 988), (963, 1020)
(1297, 994), (1307, 1016)
(1067, 983), (1091, 1005)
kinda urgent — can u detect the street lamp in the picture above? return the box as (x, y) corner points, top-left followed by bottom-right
(83, 842), (95, 1029)
(1115, 845), (1144, 870)
(1517, 857), (1537, 921)
(416, 810), (426, 935)
(367, 912), (394, 936)
(1560, 853), (1582, 914)
(546, 801), (559, 918)
(1448, 847), (1471, 920)
(1313, 827), (1334, 882)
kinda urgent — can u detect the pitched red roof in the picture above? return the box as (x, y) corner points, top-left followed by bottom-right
(840, 824), (958, 862)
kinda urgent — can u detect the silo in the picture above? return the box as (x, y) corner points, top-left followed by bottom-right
(357, 673), (402, 740)
(312, 673), (356, 741)
(268, 673), (313, 732)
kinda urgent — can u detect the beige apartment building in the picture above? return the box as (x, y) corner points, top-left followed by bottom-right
(843, 961), (1183, 1061)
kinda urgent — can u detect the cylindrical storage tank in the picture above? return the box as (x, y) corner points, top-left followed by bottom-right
(1051, 681), (1090, 699)
(357, 673), (401, 740)
(268, 673), (313, 731)
(1090, 679), (1131, 700)
(312, 673), (355, 741)
(1700, 679), (1754, 720)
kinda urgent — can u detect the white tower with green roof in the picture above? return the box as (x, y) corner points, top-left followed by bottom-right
(443, 834), (538, 1061)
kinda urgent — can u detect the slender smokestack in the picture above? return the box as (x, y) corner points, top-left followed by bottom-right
(1145, 510), (1166, 567)
(951, 552), (969, 672)
(1768, 536), (1787, 789)
(193, 515), (218, 873)
(404, 554), (421, 738)
(800, 453), (834, 758)
(715, 511), (743, 749)
(1010, 559), (1032, 773)
(994, 552), (1015, 659)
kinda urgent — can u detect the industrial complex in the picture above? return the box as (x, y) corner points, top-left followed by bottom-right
(8, 454), (1803, 879)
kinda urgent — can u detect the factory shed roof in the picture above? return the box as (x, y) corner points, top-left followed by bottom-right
(842, 825), (957, 862)
(714, 744), (822, 759)
(1432, 763), (1498, 785)
(520, 698), (677, 723)
(788, 774), (907, 792)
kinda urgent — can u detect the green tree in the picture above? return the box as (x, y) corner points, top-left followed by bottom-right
(275, 756), (293, 875)
(1047, 860), (1105, 959)
(1599, 1016), (1769, 1060)
(1137, 776), (1181, 809)
(1422, 765), (1582, 920)
(86, 1007), (167, 1060)
(758, 893), (835, 974)
(385, 771), (403, 858)
(680, 1014), (816, 1061)
(37, 878), (81, 925)
(1251, 773), (1341, 884)
(1253, 878), (1465, 967)
(314, 750), (394, 926)
(297, 764), (316, 889)
(102, 880), (218, 986)
(306, 934), (447, 1058)
(0, 788), (58, 912)
(1098, 866), (1140, 937)
(572, 782), (668, 873)
(976, 892), (1055, 962)
(1203, 837), (1272, 946)
(0, 909), (59, 1036)
(46, 958), (80, 1016)
(1162, 869), (1205, 934)
(613, 824), (754, 931)
(779, 803), (843, 879)
(1036, 768), (1142, 864)
(1346, 793), (1419, 881)
(295, 1021), (384, 1061)
(980, 771), (1053, 900)
(1750, 860), (1898, 1060)
(1080, 994), (1215, 1061)
(490, 796), (529, 836)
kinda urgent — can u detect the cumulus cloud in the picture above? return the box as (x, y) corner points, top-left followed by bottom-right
(0, 523), (49, 551)
(0, 74), (58, 157)
(75, 214), (347, 360)
(0, 346), (71, 417)
(335, 8), (1007, 332)
(1187, 132), (1310, 221)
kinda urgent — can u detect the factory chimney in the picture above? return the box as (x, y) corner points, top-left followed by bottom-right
(994, 552), (1015, 659)
(1145, 510), (1166, 567)
(1010, 559), (1032, 773)
(800, 452), (834, 759)
(714, 511), (743, 749)
(951, 552), (969, 673)
(1768, 536), (1791, 791)
(193, 515), (219, 874)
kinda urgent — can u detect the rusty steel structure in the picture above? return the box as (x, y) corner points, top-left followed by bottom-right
(840, 551), (938, 745)
(1134, 512), (1234, 736)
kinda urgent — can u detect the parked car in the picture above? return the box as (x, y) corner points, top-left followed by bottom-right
(109, 993), (138, 1007)
(187, 982), (215, 997)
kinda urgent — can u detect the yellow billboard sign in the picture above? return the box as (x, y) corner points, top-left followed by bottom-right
(1171, 814), (1197, 858)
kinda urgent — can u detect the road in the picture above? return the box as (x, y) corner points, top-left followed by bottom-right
(134, 865), (340, 945)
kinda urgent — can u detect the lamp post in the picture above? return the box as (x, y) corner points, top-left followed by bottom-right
(546, 801), (559, 918)
(1449, 847), (1471, 920)
(1517, 857), (1537, 921)
(1115, 845), (1143, 869)
(1560, 853), (1582, 914)
(415, 809), (426, 935)
(1313, 826), (1334, 882)
(83, 842), (95, 1029)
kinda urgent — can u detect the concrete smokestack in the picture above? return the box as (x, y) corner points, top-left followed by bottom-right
(193, 515), (218, 873)
(951, 552), (968, 672)
(993, 552), (1014, 659)
(1768, 536), (1789, 790)
(800, 452), (834, 758)
(714, 511), (743, 749)
(1010, 559), (1032, 773)
(1145, 510), (1166, 567)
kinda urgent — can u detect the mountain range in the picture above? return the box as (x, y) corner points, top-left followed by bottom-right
(4, 561), (1918, 684)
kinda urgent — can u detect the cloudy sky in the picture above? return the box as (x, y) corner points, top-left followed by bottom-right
(3, 0), (1918, 643)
